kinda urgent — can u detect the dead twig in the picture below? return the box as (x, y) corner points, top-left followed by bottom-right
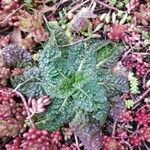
(39, 0), (69, 13)
(143, 69), (150, 89)
(133, 87), (150, 108)
(143, 141), (150, 150)
(122, 139), (133, 150)
(0, 4), (25, 25)
(69, 0), (81, 8)
(14, 90), (35, 128)
(67, 0), (90, 14)
(74, 134), (81, 150)
(121, 41), (141, 61)
(95, 0), (121, 12)
(112, 119), (117, 136)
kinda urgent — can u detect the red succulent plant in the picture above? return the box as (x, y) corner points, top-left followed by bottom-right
(0, 88), (26, 137)
(6, 128), (57, 150)
(107, 24), (128, 41)
(103, 136), (124, 150)
(134, 3), (150, 26)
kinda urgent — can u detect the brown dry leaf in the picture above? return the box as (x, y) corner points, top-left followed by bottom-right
(38, 5), (56, 13)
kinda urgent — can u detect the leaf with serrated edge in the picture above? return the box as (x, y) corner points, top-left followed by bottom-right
(11, 37), (129, 131)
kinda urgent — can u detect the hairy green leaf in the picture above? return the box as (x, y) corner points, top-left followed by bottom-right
(48, 21), (70, 46)
(73, 81), (109, 125)
(97, 69), (129, 97)
(96, 44), (123, 68)
(11, 67), (45, 98)
(11, 36), (128, 131)
(35, 97), (75, 131)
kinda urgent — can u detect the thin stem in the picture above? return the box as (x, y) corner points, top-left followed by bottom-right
(74, 135), (81, 150)
(144, 141), (150, 150)
(58, 97), (68, 113)
(112, 119), (117, 136)
(143, 69), (150, 89)
(133, 87), (150, 108)
(122, 139), (133, 150)
(121, 41), (141, 61)
(13, 77), (41, 92)
(14, 90), (35, 128)
(76, 87), (90, 98)
(59, 34), (101, 48)
(0, 5), (25, 25)
(95, 0), (121, 12)
(77, 59), (85, 72)
(67, 0), (90, 14)
(68, 0), (81, 9)
(27, 111), (36, 119)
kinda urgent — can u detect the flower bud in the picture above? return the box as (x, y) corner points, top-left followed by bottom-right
(67, 12), (74, 20)
(105, 14), (111, 24)
(99, 13), (107, 21)
(112, 12), (116, 24)
(119, 13), (128, 25)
